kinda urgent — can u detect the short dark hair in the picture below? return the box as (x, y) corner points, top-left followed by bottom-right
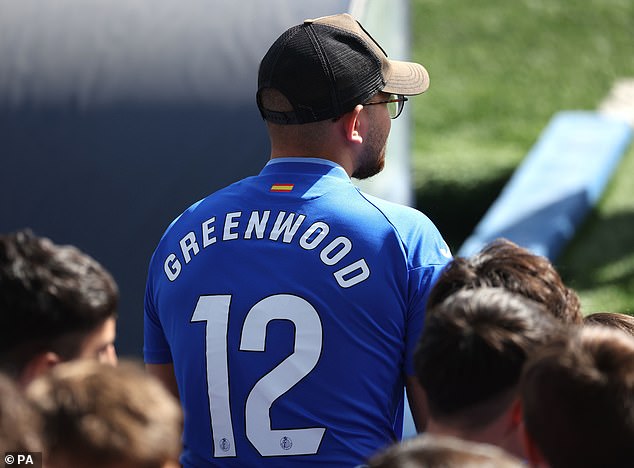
(0, 230), (118, 376)
(584, 311), (634, 337)
(414, 287), (561, 426)
(427, 238), (582, 324)
(521, 326), (634, 468)
(367, 434), (523, 468)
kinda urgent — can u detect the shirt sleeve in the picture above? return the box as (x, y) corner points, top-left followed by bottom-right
(143, 271), (173, 364)
(404, 263), (447, 376)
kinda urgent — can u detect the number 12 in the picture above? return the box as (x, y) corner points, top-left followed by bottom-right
(191, 294), (326, 458)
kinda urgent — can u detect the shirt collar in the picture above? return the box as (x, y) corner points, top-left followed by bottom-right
(262, 157), (349, 179)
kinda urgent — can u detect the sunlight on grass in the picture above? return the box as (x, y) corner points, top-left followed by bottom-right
(559, 145), (634, 314)
(410, 0), (634, 313)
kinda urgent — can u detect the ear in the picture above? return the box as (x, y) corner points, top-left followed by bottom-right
(342, 105), (364, 144)
(19, 351), (61, 387)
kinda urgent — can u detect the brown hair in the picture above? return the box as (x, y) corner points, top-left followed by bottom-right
(0, 372), (42, 454)
(415, 287), (561, 426)
(521, 326), (634, 467)
(428, 238), (582, 324)
(367, 434), (524, 468)
(27, 360), (182, 468)
(584, 312), (634, 336)
(0, 230), (119, 376)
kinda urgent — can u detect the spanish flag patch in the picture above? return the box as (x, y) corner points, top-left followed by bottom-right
(270, 183), (294, 193)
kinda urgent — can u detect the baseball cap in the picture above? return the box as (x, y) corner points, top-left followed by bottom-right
(257, 13), (430, 125)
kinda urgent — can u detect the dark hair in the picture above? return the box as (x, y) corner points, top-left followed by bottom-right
(521, 326), (634, 467)
(427, 238), (582, 324)
(584, 312), (634, 337)
(367, 434), (523, 468)
(414, 287), (561, 426)
(0, 230), (118, 376)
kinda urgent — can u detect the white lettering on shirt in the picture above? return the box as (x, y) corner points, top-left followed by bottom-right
(163, 210), (369, 288)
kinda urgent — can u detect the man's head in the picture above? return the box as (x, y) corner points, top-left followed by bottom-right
(257, 14), (430, 180)
(367, 434), (524, 468)
(26, 360), (182, 468)
(0, 230), (119, 384)
(414, 288), (561, 456)
(427, 238), (583, 324)
(257, 13), (429, 125)
(521, 326), (634, 468)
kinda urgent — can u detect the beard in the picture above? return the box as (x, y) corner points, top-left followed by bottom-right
(352, 129), (388, 180)
(352, 150), (385, 179)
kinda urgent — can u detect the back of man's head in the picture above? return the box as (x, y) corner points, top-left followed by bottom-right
(258, 87), (337, 154)
(521, 326), (634, 468)
(415, 287), (561, 428)
(427, 238), (582, 324)
(0, 230), (119, 378)
(368, 434), (524, 468)
(256, 13), (429, 125)
(26, 359), (182, 468)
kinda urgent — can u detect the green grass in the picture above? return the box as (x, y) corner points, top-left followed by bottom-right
(558, 143), (634, 315)
(409, 0), (634, 314)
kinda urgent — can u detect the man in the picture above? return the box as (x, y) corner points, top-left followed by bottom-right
(520, 326), (634, 467)
(0, 229), (119, 386)
(427, 238), (583, 324)
(144, 13), (451, 467)
(27, 360), (182, 468)
(414, 287), (562, 459)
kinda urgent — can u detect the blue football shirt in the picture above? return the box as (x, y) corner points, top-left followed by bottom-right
(144, 158), (451, 467)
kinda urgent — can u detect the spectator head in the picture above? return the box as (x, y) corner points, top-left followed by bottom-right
(427, 238), (582, 324)
(0, 229), (119, 385)
(367, 434), (524, 468)
(26, 359), (183, 468)
(0, 371), (42, 455)
(521, 326), (634, 468)
(584, 311), (634, 337)
(414, 287), (562, 458)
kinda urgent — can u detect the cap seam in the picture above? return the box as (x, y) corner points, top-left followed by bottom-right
(313, 24), (385, 107)
(304, 23), (341, 119)
(328, 21), (389, 60)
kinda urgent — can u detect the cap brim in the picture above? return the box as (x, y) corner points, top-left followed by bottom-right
(382, 60), (430, 96)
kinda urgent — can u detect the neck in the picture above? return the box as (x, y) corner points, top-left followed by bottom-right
(267, 119), (356, 176)
(427, 410), (526, 460)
